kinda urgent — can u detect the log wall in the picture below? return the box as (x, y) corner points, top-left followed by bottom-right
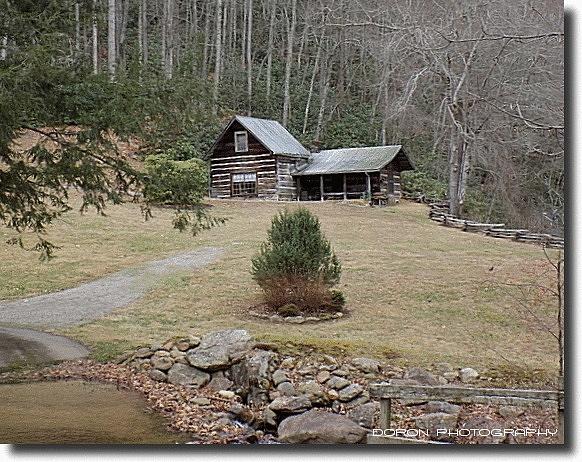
(209, 121), (277, 199)
(276, 156), (303, 201)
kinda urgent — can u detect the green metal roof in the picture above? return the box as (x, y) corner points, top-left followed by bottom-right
(292, 145), (412, 175)
(234, 116), (310, 158)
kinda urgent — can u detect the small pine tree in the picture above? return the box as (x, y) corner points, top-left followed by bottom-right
(251, 208), (342, 312)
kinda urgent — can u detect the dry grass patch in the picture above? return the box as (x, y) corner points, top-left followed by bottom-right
(1, 199), (560, 384)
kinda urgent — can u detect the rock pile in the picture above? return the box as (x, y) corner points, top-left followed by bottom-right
(122, 329), (487, 444)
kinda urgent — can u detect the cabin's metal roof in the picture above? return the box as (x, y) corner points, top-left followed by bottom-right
(234, 116), (310, 158)
(292, 145), (409, 175)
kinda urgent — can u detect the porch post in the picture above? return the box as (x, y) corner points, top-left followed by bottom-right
(320, 175), (324, 201)
(366, 172), (371, 199)
(343, 174), (347, 200)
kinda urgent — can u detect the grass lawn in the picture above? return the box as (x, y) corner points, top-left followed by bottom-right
(0, 199), (560, 385)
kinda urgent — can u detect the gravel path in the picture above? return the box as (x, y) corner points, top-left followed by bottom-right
(0, 247), (224, 328)
(0, 327), (90, 368)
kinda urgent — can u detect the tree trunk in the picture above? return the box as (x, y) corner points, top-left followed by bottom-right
(212, 0), (223, 116)
(282, 0), (297, 126)
(0, 36), (6, 61)
(74, 2), (81, 54)
(138, 0), (143, 66)
(92, 0), (98, 74)
(116, 0), (129, 67)
(448, 122), (469, 217)
(241, 0), (247, 67)
(161, 0), (167, 73)
(220, 0), (228, 74)
(107, 0), (116, 80)
(165, 0), (174, 79)
(315, 60), (331, 143)
(202, 1), (211, 76)
(142, 0), (148, 67)
(265, 0), (275, 99)
(246, 0), (253, 114)
(302, 30), (325, 134)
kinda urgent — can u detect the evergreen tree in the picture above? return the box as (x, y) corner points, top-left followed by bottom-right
(251, 208), (342, 311)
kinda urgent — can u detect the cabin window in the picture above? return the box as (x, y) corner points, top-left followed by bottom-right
(231, 172), (257, 197)
(234, 131), (248, 152)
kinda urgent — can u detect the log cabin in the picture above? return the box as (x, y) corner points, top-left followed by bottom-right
(207, 115), (414, 202)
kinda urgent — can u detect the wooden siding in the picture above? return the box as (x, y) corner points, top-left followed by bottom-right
(276, 156), (302, 201)
(379, 164), (402, 199)
(209, 120), (277, 199)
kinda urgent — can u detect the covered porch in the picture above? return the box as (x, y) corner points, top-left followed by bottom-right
(290, 144), (412, 202)
(295, 173), (383, 201)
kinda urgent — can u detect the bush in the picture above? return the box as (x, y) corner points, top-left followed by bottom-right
(143, 154), (208, 206)
(330, 290), (346, 310)
(251, 208), (342, 312)
(277, 303), (302, 317)
(401, 171), (447, 200)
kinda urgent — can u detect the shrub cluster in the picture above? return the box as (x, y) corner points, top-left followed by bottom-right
(251, 208), (344, 313)
(143, 154), (208, 206)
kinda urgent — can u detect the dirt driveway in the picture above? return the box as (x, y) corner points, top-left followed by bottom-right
(0, 247), (223, 328)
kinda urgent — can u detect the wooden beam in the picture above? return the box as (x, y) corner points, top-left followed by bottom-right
(366, 173), (371, 199)
(369, 383), (562, 407)
(343, 173), (347, 200)
(320, 175), (324, 202)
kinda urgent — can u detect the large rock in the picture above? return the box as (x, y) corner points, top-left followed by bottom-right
(347, 402), (378, 428)
(206, 372), (234, 392)
(460, 416), (505, 444)
(459, 367), (479, 383)
(150, 354), (174, 371)
(351, 357), (381, 374)
(167, 363), (210, 388)
(338, 384), (364, 402)
(277, 381), (298, 396)
(278, 409), (367, 444)
(298, 381), (328, 405)
(231, 349), (277, 406)
(268, 395), (312, 414)
(148, 369), (168, 382)
(187, 329), (253, 371)
(326, 375), (351, 390)
(404, 367), (439, 386)
(414, 412), (458, 441)
(272, 369), (289, 386)
(425, 401), (461, 415)
(135, 347), (153, 358)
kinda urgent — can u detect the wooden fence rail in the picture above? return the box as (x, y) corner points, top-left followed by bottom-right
(427, 204), (564, 249)
(367, 382), (564, 445)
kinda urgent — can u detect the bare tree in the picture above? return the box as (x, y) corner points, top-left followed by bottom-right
(246, 0), (253, 114)
(212, 0), (223, 115)
(265, 0), (276, 99)
(92, 0), (98, 74)
(74, 2), (81, 54)
(107, 0), (116, 80)
(282, 0), (297, 126)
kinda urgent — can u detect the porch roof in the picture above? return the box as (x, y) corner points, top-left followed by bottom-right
(292, 145), (413, 176)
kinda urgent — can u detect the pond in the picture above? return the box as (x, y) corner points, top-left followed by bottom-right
(0, 381), (189, 444)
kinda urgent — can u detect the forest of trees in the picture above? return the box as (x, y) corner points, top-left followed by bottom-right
(0, 0), (564, 248)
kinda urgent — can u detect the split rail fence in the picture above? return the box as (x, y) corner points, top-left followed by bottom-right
(400, 193), (563, 249)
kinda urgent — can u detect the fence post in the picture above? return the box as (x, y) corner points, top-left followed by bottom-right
(379, 398), (392, 429)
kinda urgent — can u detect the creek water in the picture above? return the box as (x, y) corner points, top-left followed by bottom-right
(0, 381), (189, 444)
